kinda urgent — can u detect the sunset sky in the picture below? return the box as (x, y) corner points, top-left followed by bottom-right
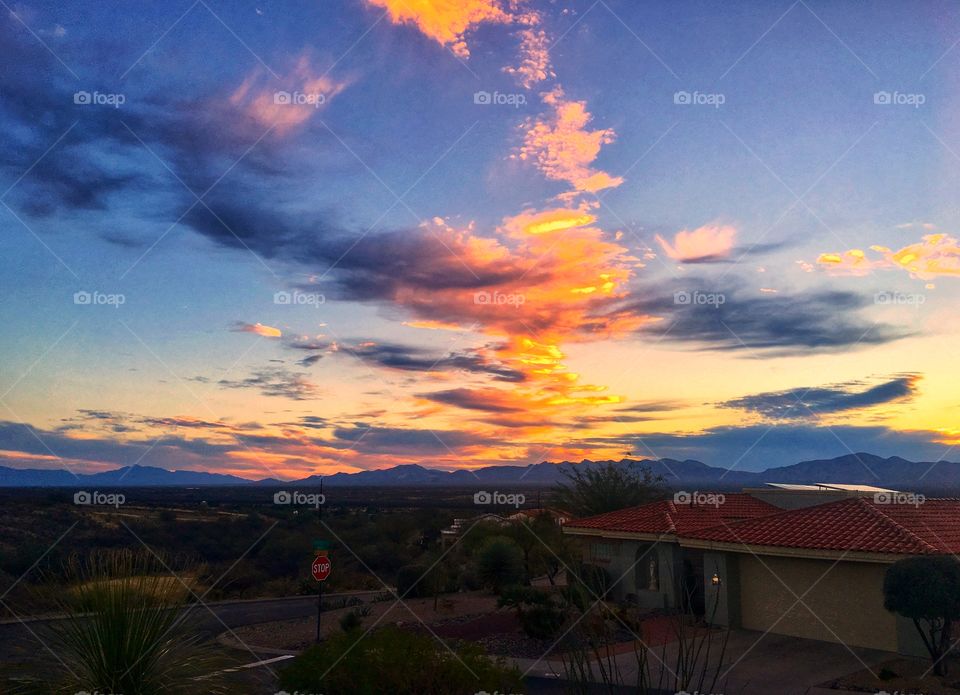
(3, 0), (960, 481)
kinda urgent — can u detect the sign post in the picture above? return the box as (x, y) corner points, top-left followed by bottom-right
(312, 541), (331, 643)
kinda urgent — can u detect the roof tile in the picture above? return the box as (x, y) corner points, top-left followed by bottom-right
(565, 493), (779, 535)
(684, 497), (960, 555)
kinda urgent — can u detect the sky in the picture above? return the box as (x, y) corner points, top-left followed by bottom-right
(2, 0), (960, 481)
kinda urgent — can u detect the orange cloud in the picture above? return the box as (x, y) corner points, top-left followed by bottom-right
(230, 55), (346, 134)
(656, 224), (737, 263)
(501, 206), (597, 236)
(402, 319), (465, 331)
(517, 87), (623, 195)
(817, 234), (960, 279)
(234, 322), (282, 338)
(380, 212), (653, 427)
(504, 26), (553, 87)
(366, 0), (510, 58)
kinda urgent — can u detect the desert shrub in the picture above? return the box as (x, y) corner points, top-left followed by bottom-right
(568, 563), (610, 600)
(339, 609), (363, 633)
(459, 565), (483, 591)
(278, 625), (523, 695)
(499, 586), (567, 640)
(476, 537), (525, 593)
(30, 550), (227, 695)
(396, 563), (432, 598)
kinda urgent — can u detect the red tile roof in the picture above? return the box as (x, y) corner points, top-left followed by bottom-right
(683, 497), (960, 555)
(565, 493), (780, 535)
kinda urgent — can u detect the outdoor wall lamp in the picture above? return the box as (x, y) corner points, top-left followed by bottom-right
(711, 573), (721, 586)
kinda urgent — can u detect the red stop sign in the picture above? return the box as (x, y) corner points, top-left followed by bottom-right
(312, 553), (331, 581)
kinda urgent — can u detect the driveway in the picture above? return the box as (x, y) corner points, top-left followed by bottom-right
(516, 629), (897, 695)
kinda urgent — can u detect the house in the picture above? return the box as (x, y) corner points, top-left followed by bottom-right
(562, 493), (778, 612)
(440, 514), (506, 547)
(507, 507), (571, 525)
(563, 487), (951, 656)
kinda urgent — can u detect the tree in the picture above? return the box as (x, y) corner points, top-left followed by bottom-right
(476, 536), (525, 593)
(551, 462), (664, 517)
(883, 555), (960, 676)
(507, 513), (574, 586)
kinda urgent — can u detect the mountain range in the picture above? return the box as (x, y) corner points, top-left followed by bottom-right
(0, 453), (956, 490)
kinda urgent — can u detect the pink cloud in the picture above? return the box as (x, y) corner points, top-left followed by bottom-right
(230, 55), (347, 134)
(656, 224), (737, 263)
(516, 87), (623, 195)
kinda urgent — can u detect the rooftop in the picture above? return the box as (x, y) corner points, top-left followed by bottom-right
(564, 493), (779, 536)
(683, 497), (960, 555)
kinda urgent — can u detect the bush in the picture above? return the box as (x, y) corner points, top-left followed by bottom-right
(499, 586), (566, 640)
(459, 565), (483, 591)
(569, 563), (610, 600)
(35, 550), (227, 695)
(278, 626), (523, 695)
(884, 555), (960, 676)
(476, 537), (525, 593)
(396, 563), (431, 598)
(339, 609), (363, 633)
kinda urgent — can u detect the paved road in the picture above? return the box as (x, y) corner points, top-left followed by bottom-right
(0, 589), (389, 659)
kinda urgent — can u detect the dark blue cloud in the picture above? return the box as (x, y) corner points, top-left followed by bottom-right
(605, 278), (909, 354)
(721, 374), (920, 419)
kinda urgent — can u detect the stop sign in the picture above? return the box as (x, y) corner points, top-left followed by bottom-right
(312, 553), (331, 582)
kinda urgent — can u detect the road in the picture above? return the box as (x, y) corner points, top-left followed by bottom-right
(0, 589), (389, 659)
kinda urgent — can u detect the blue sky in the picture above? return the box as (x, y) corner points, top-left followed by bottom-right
(2, 0), (960, 480)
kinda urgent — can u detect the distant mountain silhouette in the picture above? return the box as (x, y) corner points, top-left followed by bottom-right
(0, 453), (957, 490)
(0, 465), (251, 487)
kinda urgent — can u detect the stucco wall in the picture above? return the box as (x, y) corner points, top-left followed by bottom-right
(703, 551), (740, 628)
(579, 538), (680, 608)
(738, 554), (897, 652)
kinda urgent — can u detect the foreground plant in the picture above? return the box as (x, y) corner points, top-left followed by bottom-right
(279, 625), (523, 695)
(884, 555), (960, 676)
(25, 549), (227, 695)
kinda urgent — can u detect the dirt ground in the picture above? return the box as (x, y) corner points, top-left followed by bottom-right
(826, 655), (960, 694)
(226, 591), (505, 652)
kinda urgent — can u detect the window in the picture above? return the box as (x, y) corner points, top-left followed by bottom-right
(590, 542), (616, 563)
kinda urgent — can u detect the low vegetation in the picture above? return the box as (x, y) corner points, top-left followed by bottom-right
(278, 625), (524, 695)
(22, 549), (227, 695)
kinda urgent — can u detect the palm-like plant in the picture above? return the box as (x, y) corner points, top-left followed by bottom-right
(31, 550), (227, 695)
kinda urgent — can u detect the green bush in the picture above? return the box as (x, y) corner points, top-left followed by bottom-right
(459, 565), (483, 591)
(499, 586), (566, 640)
(35, 550), (227, 695)
(569, 563), (610, 600)
(396, 563), (431, 598)
(339, 609), (363, 633)
(278, 626), (524, 695)
(476, 537), (525, 593)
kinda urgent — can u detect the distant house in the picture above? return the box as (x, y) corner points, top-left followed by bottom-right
(563, 485), (949, 656)
(440, 508), (571, 547)
(440, 514), (506, 547)
(507, 507), (571, 525)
